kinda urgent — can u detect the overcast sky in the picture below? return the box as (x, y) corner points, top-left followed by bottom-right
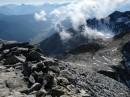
(0, 0), (69, 5)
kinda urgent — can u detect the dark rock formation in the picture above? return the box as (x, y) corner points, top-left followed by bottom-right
(120, 41), (130, 87)
(87, 11), (130, 39)
(68, 42), (104, 55)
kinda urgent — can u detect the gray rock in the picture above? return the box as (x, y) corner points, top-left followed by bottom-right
(11, 47), (29, 56)
(49, 66), (60, 73)
(0, 88), (10, 97)
(2, 42), (30, 50)
(11, 47), (29, 52)
(5, 77), (25, 90)
(36, 62), (45, 72)
(22, 62), (32, 77)
(44, 59), (58, 66)
(27, 50), (42, 61)
(3, 49), (10, 54)
(4, 56), (21, 65)
(7, 91), (26, 97)
(15, 55), (26, 63)
(0, 79), (6, 88)
(57, 77), (70, 86)
(60, 70), (76, 83)
(29, 83), (42, 92)
(29, 75), (35, 84)
(49, 87), (64, 97)
(36, 89), (47, 97)
(44, 74), (57, 90)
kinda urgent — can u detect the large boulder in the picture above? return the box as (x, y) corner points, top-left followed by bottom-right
(1, 42), (30, 50)
(3, 55), (26, 65)
(26, 50), (43, 61)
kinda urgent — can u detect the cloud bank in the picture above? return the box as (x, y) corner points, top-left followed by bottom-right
(34, 11), (47, 21)
(35, 0), (129, 41)
(59, 30), (72, 41)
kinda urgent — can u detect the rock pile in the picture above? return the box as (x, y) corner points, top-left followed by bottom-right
(0, 42), (91, 97)
(0, 41), (129, 97)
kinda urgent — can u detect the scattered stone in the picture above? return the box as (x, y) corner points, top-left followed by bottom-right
(44, 74), (57, 90)
(2, 42), (30, 50)
(57, 77), (70, 86)
(79, 89), (91, 97)
(29, 83), (42, 92)
(22, 62), (32, 77)
(27, 50), (42, 61)
(5, 77), (25, 90)
(0, 88), (10, 97)
(36, 62), (45, 72)
(36, 89), (47, 97)
(44, 59), (58, 66)
(4, 56), (21, 65)
(3, 49), (10, 54)
(49, 66), (60, 73)
(29, 75), (35, 84)
(15, 55), (26, 63)
(49, 87), (65, 97)
(0, 65), (6, 71)
(60, 70), (76, 83)
(40, 56), (46, 60)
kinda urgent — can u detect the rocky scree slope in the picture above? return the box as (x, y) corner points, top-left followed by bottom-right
(0, 41), (129, 97)
(63, 31), (130, 89)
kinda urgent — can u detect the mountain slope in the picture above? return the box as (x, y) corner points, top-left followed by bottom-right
(0, 14), (51, 42)
(39, 11), (130, 88)
(40, 11), (130, 56)
(0, 40), (129, 97)
(87, 11), (130, 36)
(40, 28), (91, 56)
(63, 30), (130, 88)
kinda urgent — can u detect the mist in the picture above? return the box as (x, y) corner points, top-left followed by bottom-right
(34, 0), (130, 41)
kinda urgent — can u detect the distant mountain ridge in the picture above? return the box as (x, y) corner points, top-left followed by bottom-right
(0, 3), (68, 15)
(87, 11), (130, 36)
(0, 13), (52, 42)
(0, 3), (69, 42)
(39, 11), (130, 56)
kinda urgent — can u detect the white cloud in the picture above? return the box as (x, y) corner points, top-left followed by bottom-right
(81, 26), (114, 40)
(59, 30), (72, 41)
(34, 11), (47, 21)
(50, 0), (127, 28)
(35, 0), (129, 41)
(50, 9), (61, 17)
(49, 0), (128, 40)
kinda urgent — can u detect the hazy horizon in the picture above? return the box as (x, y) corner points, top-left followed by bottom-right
(0, 0), (70, 5)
